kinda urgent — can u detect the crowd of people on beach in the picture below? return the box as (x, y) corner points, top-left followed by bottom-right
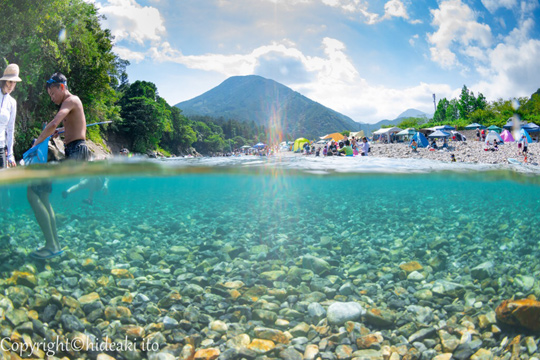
(299, 136), (370, 157)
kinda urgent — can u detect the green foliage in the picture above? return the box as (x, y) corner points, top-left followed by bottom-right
(340, 130), (350, 136)
(118, 81), (171, 153)
(397, 117), (423, 129)
(0, 0), (123, 158)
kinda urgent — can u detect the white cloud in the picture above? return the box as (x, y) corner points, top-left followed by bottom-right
(473, 19), (540, 100)
(114, 46), (146, 62)
(148, 37), (451, 122)
(409, 34), (419, 46)
(481, 0), (517, 13)
(382, 0), (409, 20)
(97, 0), (166, 45)
(428, 0), (492, 69)
(318, 0), (417, 24)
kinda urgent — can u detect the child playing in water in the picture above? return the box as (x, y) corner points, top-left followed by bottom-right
(62, 177), (109, 205)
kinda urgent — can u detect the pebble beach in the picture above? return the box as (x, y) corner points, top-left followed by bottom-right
(370, 141), (538, 166)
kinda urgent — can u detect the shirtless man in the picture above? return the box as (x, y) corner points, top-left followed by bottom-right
(35, 73), (90, 160)
(28, 72), (90, 259)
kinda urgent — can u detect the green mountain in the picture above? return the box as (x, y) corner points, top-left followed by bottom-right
(175, 75), (361, 139)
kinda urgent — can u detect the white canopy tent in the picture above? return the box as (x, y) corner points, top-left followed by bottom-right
(373, 127), (403, 142)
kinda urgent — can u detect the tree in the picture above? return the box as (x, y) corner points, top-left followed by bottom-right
(433, 98), (450, 123)
(119, 81), (171, 153)
(0, 0), (124, 157)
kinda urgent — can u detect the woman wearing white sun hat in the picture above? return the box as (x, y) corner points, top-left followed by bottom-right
(0, 63), (22, 168)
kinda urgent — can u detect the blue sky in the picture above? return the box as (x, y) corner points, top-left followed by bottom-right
(89, 0), (540, 123)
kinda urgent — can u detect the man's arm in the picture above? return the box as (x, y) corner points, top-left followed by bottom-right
(34, 101), (73, 145)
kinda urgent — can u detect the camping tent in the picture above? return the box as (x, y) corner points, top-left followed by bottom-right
(503, 119), (518, 129)
(410, 132), (429, 148)
(434, 125), (456, 131)
(293, 138), (309, 152)
(500, 129), (514, 142)
(485, 131), (504, 144)
(427, 130), (451, 138)
(321, 132), (346, 142)
(450, 131), (466, 141)
(349, 130), (365, 139)
(396, 128), (417, 137)
(465, 123), (486, 130)
(516, 129), (532, 143)
(488, 125), (502, 133)
(373, 127), (402, 142)
(522, 123), (540, 133)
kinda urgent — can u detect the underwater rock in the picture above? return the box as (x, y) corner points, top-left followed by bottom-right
(495, 298), (540, 331)
(399, 261), (423, 273)
(304, 344), (319, 360)
(5, 309), (28, 327)
(302, 255), (331, 276)
(247, 339), (276, 354)
(307, 303), (326, 323)
(194, 348), (220, 360)
(279, 346), (304, 360)
(407, 271), (424, 282)
(254, 327), (289, 344)
(470, 262), (494, 280)
(327, 302), (366, 325)
(356, 334), (383, 349)
(364, 308), (395, 328)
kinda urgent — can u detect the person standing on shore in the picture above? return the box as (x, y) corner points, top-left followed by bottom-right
(0, 64), (22, 168)
(361, 137), (370, 156)
(27, 72), (90, 259)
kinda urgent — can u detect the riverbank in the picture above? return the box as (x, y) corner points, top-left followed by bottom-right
(370, 141), (538, 165)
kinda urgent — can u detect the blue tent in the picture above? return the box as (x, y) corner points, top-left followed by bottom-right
(428, 130), (451, 138)
(522, 123), (540, 133)
(22, 136), (51, 165)
(503, 120), (517, 129)
(434, 125), (456, 131)
(253, 143), (266, 149)
(410, 132), (429, 148)
(518, 128), (532, 143)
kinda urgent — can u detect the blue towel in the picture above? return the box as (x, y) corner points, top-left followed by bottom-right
(22, 136), (51, 165)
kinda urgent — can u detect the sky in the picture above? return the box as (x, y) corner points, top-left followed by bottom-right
(87, 0), (540, 124)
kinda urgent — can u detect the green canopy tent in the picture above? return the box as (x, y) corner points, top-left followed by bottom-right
(488, 125), (502, 133)
(293, 138), (309, 152)
(464, 123), (486, 130)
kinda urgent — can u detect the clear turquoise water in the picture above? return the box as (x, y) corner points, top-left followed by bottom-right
(1, 157), (539, 269)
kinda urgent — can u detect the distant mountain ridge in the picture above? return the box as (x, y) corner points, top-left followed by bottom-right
(367, 109), (431, 130)
(175, 75), (363, 139)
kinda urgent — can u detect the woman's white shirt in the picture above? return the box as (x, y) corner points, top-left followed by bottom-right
(0, 92), (16, 161)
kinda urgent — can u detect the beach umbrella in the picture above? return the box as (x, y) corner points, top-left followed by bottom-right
(253, 143), (266, 149)
(322, 132), (346, 142)
(427, 130), (451, 138)
(465, 123), (486, 130)
(434, 125), (456, 131)
(487, 125), (502, 133)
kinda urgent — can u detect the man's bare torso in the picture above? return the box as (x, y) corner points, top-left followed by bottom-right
(62, 95), (86, 145)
